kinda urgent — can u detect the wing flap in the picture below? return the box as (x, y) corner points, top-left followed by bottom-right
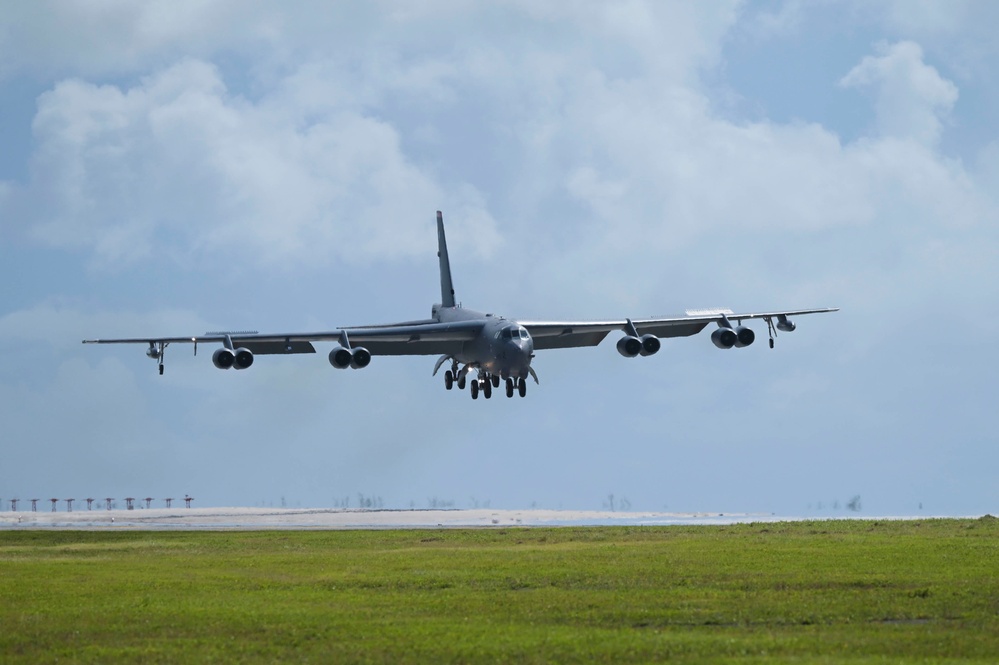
(520, 307), (838, 350)
(528, 328), (612, 350)
(359, 339), (467, 356)
(235, 340), (316, 355)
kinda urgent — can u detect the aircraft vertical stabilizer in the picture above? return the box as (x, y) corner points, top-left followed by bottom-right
(437, 211), (456, 308)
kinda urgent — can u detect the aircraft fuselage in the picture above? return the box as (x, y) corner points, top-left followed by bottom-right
(434, 304), (534, 380)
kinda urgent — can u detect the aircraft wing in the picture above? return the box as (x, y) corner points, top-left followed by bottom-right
(520, 307), (838, 350)
(83, 319), (485, 357)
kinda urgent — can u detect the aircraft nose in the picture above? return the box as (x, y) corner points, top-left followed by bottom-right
(511, 336), (534, 361)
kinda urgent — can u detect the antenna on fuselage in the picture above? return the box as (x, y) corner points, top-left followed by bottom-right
(437, 210), (457, 308)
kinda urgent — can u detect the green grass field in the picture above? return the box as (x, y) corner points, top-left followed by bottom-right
(2, 519), (997, 663)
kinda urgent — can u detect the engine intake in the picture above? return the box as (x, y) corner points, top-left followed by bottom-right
(329, 346), (353, 369)
(232, 347), (254, 369)
(350, 347), (371, 369)
(639, 334), (661, 356)
(713, 326), (755, 349)
(711, 328), (737, 349)
(734, 326), (755, 348)
(213, 348), (235, 369)
(329, 346), (371, 369)
(616, 336), (642, 358)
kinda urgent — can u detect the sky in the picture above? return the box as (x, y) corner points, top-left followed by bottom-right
(2, 1), (997, 515)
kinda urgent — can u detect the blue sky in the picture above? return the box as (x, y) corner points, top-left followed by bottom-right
(2, 1), (997, 514)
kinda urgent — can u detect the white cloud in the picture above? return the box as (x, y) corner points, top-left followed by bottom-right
(3, 2), (999, 514)
(0, 0), (278, 79)
(18, 59), (498, 268)
(840, 41), (958, 146)
(5, 7), (991, 298)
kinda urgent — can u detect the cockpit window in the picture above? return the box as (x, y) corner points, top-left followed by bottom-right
(502, 327), (529, 340)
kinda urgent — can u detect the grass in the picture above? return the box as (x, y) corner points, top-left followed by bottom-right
(1, 518), (998, 663)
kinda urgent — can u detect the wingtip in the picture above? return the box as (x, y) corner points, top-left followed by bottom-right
(436, 210), (443, 221)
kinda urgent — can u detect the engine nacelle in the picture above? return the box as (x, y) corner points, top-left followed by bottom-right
(734, 326), (755, 348)
(617, 336), (643, 358)
(350, 347), (371, 369)
(329, 346), (353, 369)
(232, 347), (254, 370)
(711, 328), (737, 349)
(639, 334), (661, 356)
(212, 348), (235, 369)
(776, 314), (796, 332)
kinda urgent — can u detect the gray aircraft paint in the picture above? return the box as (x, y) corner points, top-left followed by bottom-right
(83, 211), (838, 399)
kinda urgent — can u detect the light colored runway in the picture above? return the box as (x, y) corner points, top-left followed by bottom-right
(0, 507), (778, 530)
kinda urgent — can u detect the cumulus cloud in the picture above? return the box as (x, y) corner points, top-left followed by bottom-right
(840, 41), (958, 146)
(3, 6), (990, 297)
(3, 2), (999, 513)
(1, 2), (745, 275)
(15, 58), (497, 268)
(0, 0), (278, 79)
(528, 49), (978, 263)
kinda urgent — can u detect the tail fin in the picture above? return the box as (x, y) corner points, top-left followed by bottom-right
(437, 211), (456, 308)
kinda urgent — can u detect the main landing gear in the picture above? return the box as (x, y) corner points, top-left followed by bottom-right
(470, 375), (526, 400)
(443, 362), (527, 400)
(505, 377), (527, 398)
(471, 374), (528, 399)
(443, 362), (467, 391)
(470, 378), (492, 400)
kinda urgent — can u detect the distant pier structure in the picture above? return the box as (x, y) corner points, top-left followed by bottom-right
(11, 495), (190, 512)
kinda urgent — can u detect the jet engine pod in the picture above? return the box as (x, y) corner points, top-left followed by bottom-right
(212, 347), (235, 369)
(350, 347), (371, 369)
(734, 326), (755, 348)
(640, 334), (661, 356)
(616, 335), (643, 358)
(329, 346), (353, 369)
(776, 315), (796, 332)
(232, 347), (254, 369)
(711, 328), (737, 349)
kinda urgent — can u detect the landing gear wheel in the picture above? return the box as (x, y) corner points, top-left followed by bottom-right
(506, 378), (514, 398)
(445, 370), (454, 390)
(518, 377), (527, 398)
(769, 338), (775, 349)
(491, 374), (500, 388)
(482, 379), (492, 399)
(457, 375), (466, 390)
(470, 380), (479, 400)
